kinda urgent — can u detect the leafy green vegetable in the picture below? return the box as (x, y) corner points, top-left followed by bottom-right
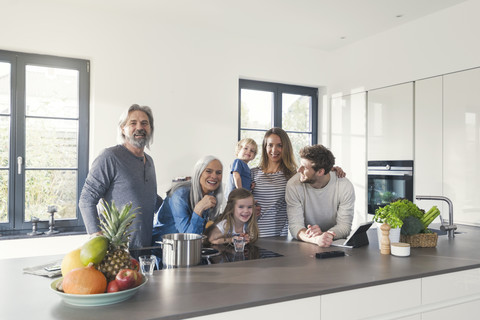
(401, 216), (425, 235)
(373, 199), (424, 229)
(420, 206), (441, 228)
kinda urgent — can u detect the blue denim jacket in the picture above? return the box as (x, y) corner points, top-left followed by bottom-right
(152, 185), (206, 244)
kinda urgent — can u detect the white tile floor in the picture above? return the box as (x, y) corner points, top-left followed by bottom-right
(0, 234), (90, 260)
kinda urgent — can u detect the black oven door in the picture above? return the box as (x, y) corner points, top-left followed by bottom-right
(367, 160), (414, 214)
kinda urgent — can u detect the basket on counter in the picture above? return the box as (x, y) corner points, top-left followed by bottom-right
(400, 232), (438, 248)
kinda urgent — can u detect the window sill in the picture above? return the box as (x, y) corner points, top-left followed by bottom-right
(0, 230), (86, 241)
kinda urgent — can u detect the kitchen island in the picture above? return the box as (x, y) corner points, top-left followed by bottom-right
(2, 224), (480, 320)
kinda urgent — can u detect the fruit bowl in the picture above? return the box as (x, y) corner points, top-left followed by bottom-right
(50, 276), (148, 306)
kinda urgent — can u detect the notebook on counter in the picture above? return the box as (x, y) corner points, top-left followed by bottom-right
(330, 221), (373, 248)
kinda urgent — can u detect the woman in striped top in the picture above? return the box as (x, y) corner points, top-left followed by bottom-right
(252, 128), (345, 237)
(251, 128), (297, 237)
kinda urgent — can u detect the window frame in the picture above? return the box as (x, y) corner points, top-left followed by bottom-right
(238, 78), (318, 144)
(0, 49), (89, 235)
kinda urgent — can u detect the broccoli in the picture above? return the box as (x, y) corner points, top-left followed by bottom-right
(401, 216), (425, 235)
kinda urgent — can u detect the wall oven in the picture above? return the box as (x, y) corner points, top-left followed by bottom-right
(367, 160), (414, 214)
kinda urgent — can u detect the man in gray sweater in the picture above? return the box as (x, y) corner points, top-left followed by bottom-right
(79, 104), (162, 252)
(286, 144), (355, 247)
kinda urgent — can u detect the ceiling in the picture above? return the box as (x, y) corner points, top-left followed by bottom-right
(71, 0), (468, 51)
(93, 0), (467, 51)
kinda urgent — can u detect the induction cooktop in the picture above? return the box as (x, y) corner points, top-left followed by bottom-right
(200, 244), (283, 265)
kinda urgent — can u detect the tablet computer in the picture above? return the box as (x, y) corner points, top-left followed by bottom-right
(331, 220), (373, 248)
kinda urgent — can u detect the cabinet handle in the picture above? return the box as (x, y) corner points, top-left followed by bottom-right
(17, 156), (23, 174)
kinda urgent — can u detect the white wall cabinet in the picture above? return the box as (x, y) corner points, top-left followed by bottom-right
(413, 77), (445, 216)
(367, 83), (414, 161)
(443, 68), (480, 225)
(331, 92), (367, 227)
(414, 68), (480, 226)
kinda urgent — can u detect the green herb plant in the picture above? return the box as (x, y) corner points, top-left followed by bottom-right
(373, 199), (424, 229)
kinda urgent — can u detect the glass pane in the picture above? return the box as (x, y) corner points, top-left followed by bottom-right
(24, 170), (77, 221)
(240, 130), (266, 168)
(0, 62), (10, 114)
(240, 89), (273, 130)
(287, 132), (312, 164)
(25, 65), (79, 118)
(25, 118), (78, 168)
(282, 93), (311, 132)
(0, 116), (9, 167)
(0, 170), (7, 223)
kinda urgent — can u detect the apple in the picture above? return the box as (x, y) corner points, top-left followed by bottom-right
(115, 269), (137, 290)
(130, 258), (140, 272)
(134, 270), (143, 287)
(107, 280), (121, 293)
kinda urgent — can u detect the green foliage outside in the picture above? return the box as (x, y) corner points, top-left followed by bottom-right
(1, 110), (79, 224)
(240, 95), (312, 169)
(0, 116), (9, 223)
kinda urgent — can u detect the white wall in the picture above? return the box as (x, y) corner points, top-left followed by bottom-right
(1, 0), (330, 195)
(328, 0), (480, 94)
(3, 0), (480, 207)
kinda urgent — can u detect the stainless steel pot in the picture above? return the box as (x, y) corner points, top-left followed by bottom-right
(156, 233), (203, 268)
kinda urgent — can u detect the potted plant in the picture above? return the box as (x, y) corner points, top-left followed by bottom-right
(373, 199), (421, 249)
(373, 199), (441, 248)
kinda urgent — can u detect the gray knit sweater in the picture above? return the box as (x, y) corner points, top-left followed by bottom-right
(79, 144), (161, 249)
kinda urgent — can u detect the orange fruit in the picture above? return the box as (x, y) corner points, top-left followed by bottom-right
(62, 264), (107, 294)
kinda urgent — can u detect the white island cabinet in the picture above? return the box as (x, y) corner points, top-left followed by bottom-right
(193, 268), (480, 320)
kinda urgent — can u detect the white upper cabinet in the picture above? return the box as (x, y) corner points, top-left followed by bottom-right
(367, 82), (414, 161)
(331, 92), (367, 227)
(414, 76), (444, 214)
(443, 68), (480, 225)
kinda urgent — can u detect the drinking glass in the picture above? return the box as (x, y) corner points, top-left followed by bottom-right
(233, 236), (246, 252)
(139, 255), (156, 276)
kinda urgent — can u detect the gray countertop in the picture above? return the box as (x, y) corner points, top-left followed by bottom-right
(2, 224), (480, 320)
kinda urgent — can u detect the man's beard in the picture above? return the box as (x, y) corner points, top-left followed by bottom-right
(125, 129), (150, 149)
(300, 175), (316, 185)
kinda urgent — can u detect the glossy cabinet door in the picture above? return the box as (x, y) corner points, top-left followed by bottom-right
(443, 68), (480, 225)
(331, 92), (367, 227)
(414, 77), (445, 216)
(367, 82), (414, 160)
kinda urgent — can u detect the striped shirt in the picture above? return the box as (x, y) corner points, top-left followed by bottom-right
(251, 167), (289, 237)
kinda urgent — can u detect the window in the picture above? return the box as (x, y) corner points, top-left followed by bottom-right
(239, 79), (318, 166)
(0, 50), (89, 235)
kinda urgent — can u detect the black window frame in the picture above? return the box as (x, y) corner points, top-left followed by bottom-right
(238, 78), (318, 144)
(0, 49), (89, 236)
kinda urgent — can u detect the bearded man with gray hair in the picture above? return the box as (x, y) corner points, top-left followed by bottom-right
(79, 104), (162, 253)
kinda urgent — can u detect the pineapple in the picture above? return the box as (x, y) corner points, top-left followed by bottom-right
(97, 201), (138, 281)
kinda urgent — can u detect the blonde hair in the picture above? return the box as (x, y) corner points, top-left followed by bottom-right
(235, 138), (258, 157)
(259, 127), (297, 179)
(215, 188), (258, 243)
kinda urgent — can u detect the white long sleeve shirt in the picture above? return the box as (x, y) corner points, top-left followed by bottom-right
(285, 172), (355, 240)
